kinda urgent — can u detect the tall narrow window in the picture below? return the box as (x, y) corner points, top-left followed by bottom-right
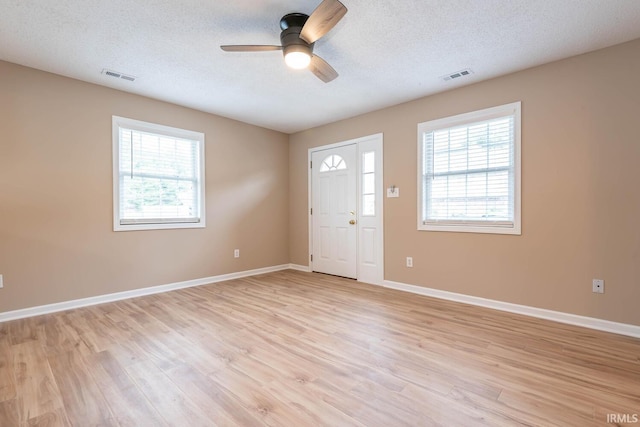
(112, 116), (205, 231)
(418, 102), (521, 234)
(362, 151), (375, 216)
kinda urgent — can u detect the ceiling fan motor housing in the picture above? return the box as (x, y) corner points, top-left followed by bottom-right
(280, 13), (314, 59)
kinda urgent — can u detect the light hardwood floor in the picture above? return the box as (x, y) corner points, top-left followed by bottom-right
(0, 270), (639, 426)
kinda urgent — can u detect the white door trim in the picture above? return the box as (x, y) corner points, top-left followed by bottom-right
(308, 133), (384, 285)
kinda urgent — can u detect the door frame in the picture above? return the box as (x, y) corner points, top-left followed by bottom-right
(308, 133), (384, 285)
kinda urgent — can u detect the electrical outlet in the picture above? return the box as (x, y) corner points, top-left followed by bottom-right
(0, 274), (3, 288)
(406, 257), (413, 268)
(234, 249), (240, 258)
(592, 279), (604, 294)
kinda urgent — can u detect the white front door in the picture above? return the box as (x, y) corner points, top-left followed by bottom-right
(311, 145), (357, 278)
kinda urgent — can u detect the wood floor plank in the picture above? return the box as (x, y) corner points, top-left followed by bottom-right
(399, 383), (499, 426)
(0, 336), (16, 402)
(25, 408), (71, 427)
(9, 317), (44, 346)
(0, 399), (19, 427)
(209, 365), (320, 427)
(41, 314), (93, 359)
(261, 379), (367, 427)
(47, 350), (116, 426)
(0, 270), (638, 426)
(303, 376), (415, 427)
(164, 363), (264, 427)
(12, 340), (64, 422)
(125, 360), (212, 426)
(86, 350), (166, 427)
(496, 388), (601, 427)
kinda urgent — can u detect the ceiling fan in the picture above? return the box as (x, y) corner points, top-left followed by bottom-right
(220, 0), (347, 83)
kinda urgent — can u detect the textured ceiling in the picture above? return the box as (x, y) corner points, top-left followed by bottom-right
(2, 0), (640, 133)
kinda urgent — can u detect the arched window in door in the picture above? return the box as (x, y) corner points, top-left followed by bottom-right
(319, 154), (347, 172)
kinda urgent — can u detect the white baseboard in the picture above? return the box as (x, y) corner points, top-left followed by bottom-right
(0, 264), (294, 323)
(4, 266), (637, 339)
(288, 264), (311, 272)
(380, 280), (640, 339)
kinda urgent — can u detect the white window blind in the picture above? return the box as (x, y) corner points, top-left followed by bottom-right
(112, 116), (205, 231)
(418, 102), (521, 234)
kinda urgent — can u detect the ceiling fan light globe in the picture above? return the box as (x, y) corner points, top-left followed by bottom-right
(285, 51), (311, 69)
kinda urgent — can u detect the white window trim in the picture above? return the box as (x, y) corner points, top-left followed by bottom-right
(417, 102), (521, 235)
(112, 116), (206, 232)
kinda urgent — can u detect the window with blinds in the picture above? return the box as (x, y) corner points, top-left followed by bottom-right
(112, 116), (205, 231)
(418, 102), (521, 235)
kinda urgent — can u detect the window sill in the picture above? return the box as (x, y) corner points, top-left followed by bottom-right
(113, 221), (206, 232)
(418, 223), (521, 235)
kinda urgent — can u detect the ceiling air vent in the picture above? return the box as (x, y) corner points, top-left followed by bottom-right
(101, 68), (136, 82)
(441, 68), (473, 82)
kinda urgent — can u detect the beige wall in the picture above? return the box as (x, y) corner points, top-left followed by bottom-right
(289, 39), (640, 326)
(2, 39), (639, 327)
(0, 61), (289, 313)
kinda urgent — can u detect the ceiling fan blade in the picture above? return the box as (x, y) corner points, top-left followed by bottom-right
(300, 0), (347, 44)
(309, 55), (338, 83)
(220, 45), (282, 52)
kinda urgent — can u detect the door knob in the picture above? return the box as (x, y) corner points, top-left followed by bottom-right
(349, 219), (356, 225)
